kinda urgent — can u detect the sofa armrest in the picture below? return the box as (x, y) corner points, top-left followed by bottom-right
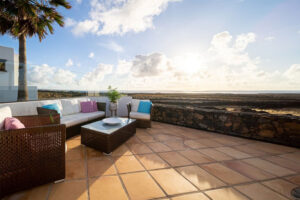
(0, 124), (66, 196)
(15, 114), (60, 128)
(127, 103), (132, 117)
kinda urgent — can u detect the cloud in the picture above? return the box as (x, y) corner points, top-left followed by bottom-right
(89, 52), (95, 58)
(28, 64), (77, 89)
(65, 58), (74, 67)
(100, 41), (124, 52)
(28, 64), (55, 84)
(79, 64), (113, 88)
(65, 18), (76, 27)
(76, 0), (82, 4)
(265, 36), (275, 41)
(114, 31), (300, 91)
(28, 63), (113, 90)
(116, 60), (132, 74)
(131, 53), (173, 77)
(72, 20), (99, 36)
(69, 0), (181, 36)
(284, 64), (300, 80)
(234, 32), (256, 51)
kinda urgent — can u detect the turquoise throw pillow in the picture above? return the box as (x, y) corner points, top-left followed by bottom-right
(42, 103), (62, 117)
(137, 101), (152, 114)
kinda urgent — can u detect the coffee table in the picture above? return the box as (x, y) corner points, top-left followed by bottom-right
(81, 118), (136, 154)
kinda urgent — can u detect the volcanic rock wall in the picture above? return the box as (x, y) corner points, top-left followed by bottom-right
(151, 104), (300, 147)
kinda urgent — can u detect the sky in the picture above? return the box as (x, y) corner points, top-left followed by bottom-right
(1, 0), (300, 92)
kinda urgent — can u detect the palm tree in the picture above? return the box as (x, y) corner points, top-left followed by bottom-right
(0, 0), (71, 101)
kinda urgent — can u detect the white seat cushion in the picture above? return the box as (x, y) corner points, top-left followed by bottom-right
(61, 112), (105, 128)
(129, 112), (150, 120)
(0, 106), (12, 129)
(61, 113), (90, 128)
(86, 111), (105, 121)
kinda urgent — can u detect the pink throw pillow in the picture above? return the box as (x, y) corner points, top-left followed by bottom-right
(81, 101), (95, 113)
(5, 117), (25, 130)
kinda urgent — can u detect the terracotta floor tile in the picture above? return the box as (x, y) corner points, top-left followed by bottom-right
(136, 153), (169, 170)
(233, 144), (268, 157)
(137, 135), (156, 143)
(199, 148), (233, 161)
(279, 152), (300, 164)
(147, 142), (172, 152)
(69, 135), (81, 140)
(86, 147), (103, 159)
(87, 157), (116, 177)
(5, 184), (50, 200)
(223, 160), (275, 180)
(171, 193), (210, 200)
(111, 145), (132, 156)
(212, 137), (239, 146)
(264, 155), (300, 172)
(215, 147), (251, 159)
(150, 168), (197, 195)
(127, 143), (153, 154)
(163, 141), (187, 151)
(196, 139), (224, 148)
(121, 172), (165, 200)
(66, 139), (82, 150)
(114, 155), (145, 173)
(262, 179), (297, 199)
(66, 160), (86, 180)
(201, 163), (251, 185)
(48, 180), (88, 200)
(248, 143), (285, 154)
(125, 136), (142, 144)
(285, 175), (300, 185)
(184, 140), (207, 149)
(243, 158), (295, 176)
(66, 146), (85, 161)
(205, 188), (249, 200)
(177, 165), (226, 190)
(154, 134), (182, 142)
(159, 152), (193, 167)
(178, 150), (213, 164)
(89, 176), (128, 200)
(235, 183), (288, 200)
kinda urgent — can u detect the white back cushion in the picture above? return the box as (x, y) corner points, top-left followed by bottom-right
(61, 99), (81, 116)
(0, 106), (12, 129)
(131, 99), (140, 112)
(0, 101), (38, 116)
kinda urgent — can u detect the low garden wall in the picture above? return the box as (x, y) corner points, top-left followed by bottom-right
(151, 104), (300, 147)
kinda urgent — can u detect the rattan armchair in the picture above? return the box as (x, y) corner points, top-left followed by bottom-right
(127, 103), (153, 128)
(0, 114), (66, 198)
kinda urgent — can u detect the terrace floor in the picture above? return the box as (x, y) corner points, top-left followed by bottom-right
(4, 122), (300, 200)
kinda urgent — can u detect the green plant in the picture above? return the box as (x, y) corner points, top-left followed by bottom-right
(107, 86), (122, 103)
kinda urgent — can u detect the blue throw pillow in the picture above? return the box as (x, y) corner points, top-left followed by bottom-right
(137, 101), (152, 114)
(42, 103), (62, 117)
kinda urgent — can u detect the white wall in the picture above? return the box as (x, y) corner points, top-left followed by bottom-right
(0, 46), (15, 87)
(0, 46), (38, 102)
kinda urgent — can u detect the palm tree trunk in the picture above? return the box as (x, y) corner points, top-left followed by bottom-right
(18, 34), (29, 101)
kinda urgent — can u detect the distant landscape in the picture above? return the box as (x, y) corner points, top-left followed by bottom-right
(39, 90), (300, 117)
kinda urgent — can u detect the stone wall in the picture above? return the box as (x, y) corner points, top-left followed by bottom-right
(151, 104), (300, 147)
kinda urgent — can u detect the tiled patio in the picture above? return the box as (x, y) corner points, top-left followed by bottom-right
(4, 122), (300, 200)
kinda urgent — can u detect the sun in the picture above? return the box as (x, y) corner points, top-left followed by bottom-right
(173, 52), (204, 74)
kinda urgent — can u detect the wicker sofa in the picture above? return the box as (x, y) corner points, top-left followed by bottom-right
(0, 97), (109, 138)
(0, 114), (65, 198)
(127, 99), (153, 128)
